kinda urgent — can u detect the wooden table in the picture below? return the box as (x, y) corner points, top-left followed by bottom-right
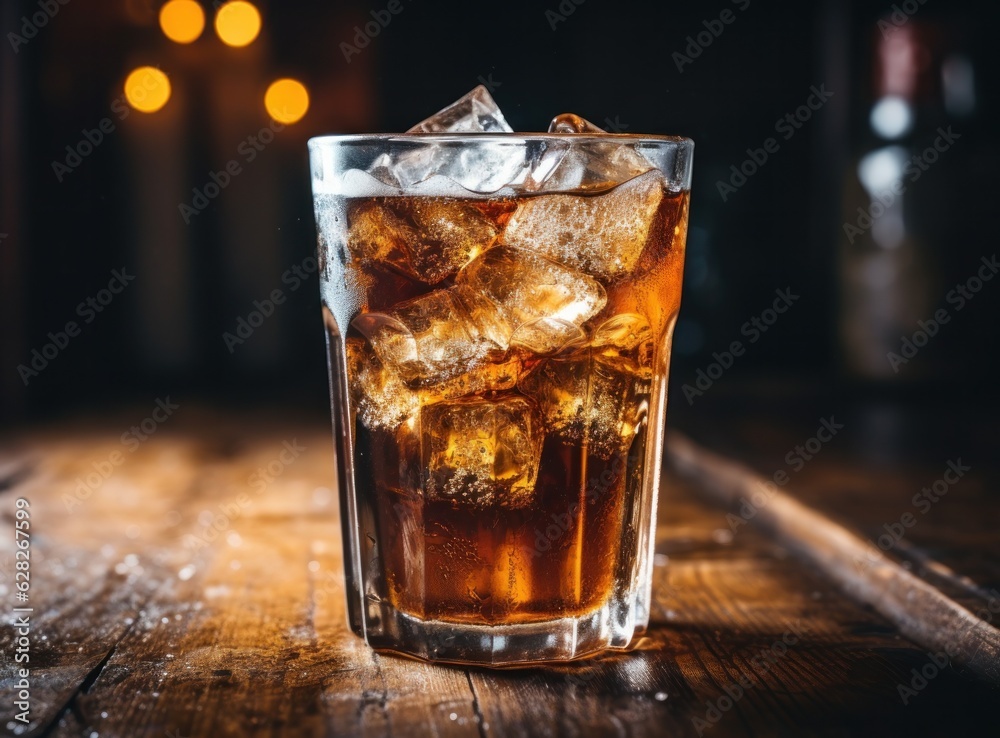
(1, 399), (997, 737)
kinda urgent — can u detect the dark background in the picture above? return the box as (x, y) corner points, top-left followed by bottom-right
(2, 0), (998, 427)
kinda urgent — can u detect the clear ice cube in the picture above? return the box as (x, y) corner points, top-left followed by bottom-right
(421, 396), (543, 507)
(518, 347), (649, 460)
(368, 87), (527, 193)
(501, 170), (665, 280)
(509, 317), (587, 356)
(407, 199), (498, 281)
(407, 85), (514, 134)
(346, 200), (416, 276)
(347, 199), (497, 284)
(456, 245), (606, 347)
(345, 337), (419, 431)
(352, 290), (503, 388)
(592, 313), (654, 376)
(525, 113), (656, 192)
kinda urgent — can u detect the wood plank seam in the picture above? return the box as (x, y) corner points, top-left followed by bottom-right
(37, 620), (139, 738)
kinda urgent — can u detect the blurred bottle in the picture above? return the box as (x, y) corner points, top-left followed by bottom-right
(838, 19), (973, 380)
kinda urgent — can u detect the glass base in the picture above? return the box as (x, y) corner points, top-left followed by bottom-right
(361, 599), (641, 667)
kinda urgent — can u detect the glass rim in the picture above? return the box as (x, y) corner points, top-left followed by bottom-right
(307, 132), (695, 149)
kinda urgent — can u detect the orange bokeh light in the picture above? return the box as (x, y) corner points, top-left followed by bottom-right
(124, 67), (171, 113)
(264, 78), (310, 124)
(159, 0), (205, 44)
(215, 1), (261, 48)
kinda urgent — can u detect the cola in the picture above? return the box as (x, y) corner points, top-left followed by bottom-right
(333, 180), (688, 624)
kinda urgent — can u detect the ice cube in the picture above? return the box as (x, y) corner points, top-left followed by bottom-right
(346, 200), (417, 275)
(525, 113), (656, 192)
(406, 199), (498, 281)
(501, 170), (665, 280)
(352, 290), (503, 388)
(346, 198), (498, 284)
(509, 317), (587, 356)
(367, 88), (528, 193)
(371, 143), (528, 194)
(456, 246), (606, 347)
(421, 396), (543, 507)
(345, 338), (419, 431)
(347, 333), (520, 434)
(407, 85), (513, 134)
(419, 355), (521, 405)
(518, 347), (649, 460)
(592, 313), (654, 375)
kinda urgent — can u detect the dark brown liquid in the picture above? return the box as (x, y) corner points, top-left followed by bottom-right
(339, 182), (688, 624)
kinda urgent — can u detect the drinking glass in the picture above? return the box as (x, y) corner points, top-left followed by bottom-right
(309, 133), (693, 665)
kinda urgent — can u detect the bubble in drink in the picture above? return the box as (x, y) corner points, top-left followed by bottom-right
(502, 170), (665, 280)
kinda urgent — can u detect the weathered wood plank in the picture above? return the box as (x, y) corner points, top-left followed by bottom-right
(1, 415), (996, 738)
(667, 430), (1000, 684)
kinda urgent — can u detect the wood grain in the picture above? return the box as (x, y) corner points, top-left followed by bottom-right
(1, 412), (997, 737)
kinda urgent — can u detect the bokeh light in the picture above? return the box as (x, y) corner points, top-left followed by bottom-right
(264, 79), (310, 124)
(215, 1), (261, 48)
(124, 67), (171, 113)
(159, 0), (205, 44)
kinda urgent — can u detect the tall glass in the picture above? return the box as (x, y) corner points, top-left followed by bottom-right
(309, 134), (692, 665)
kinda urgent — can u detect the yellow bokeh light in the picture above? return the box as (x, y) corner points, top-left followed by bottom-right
(265, 78), (309, 124)
(159, 0), (205, 44)
(215, 1), (261, 48)
(124, 67), (171, 113)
